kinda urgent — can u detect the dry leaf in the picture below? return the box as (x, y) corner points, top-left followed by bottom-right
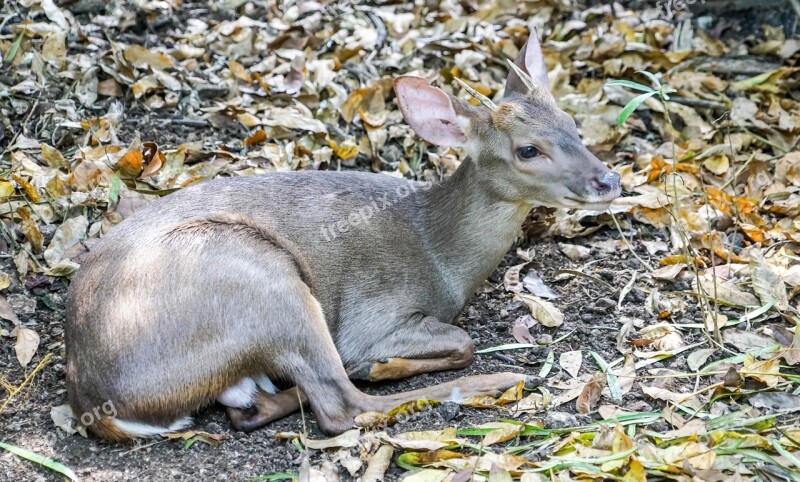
(560, 350), (583, 378)
(16, 327), (40, 367)
(576, 373), (606, 414)
(515, 293), (564, 327)
(749, 250), (789, 310)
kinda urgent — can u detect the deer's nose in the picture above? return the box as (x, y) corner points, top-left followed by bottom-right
(590, 171), (620, 194)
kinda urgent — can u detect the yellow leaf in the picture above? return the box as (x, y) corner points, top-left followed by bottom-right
(41, 143), (68, 168)
(332, 139), (360, 160)
(702, 154), (729, 175)
(482, 423), (523, 446)
(495, 380), (525, 406)
(11, 174), (41, 203)
(228, 59), (252, 83)
(0, 181), (15, 199)
(743, 355), (783, 387)
(621, 457), (646, 482)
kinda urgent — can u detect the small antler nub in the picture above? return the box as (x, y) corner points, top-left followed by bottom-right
(505, 59), (536, 93)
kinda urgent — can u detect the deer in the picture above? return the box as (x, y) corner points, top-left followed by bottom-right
(65, 31), (621, 441)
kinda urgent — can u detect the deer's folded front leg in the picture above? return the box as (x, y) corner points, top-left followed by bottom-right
(346, 315), (475, 382)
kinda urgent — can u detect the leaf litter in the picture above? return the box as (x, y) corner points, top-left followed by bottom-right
(1, 0), (800, 480)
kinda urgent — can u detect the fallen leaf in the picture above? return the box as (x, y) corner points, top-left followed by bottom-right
(15, 327), (40, 367)
(361, 445), (393, 482)
(576, 373), (605, 414)
(516, 293), (564, 328)
(749, 250), (789, 310)
(560, 350), (583, 378)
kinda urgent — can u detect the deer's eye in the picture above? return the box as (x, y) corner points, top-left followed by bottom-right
(517, 145), (540, 159)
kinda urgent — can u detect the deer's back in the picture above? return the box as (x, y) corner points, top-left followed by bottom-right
(70, 171), (448, 361)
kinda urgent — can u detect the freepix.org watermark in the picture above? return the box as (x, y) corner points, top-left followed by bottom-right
(320, 180), (437, 241)
(656, 0), (706, 20)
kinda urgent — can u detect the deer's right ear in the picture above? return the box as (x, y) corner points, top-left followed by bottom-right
(394, 76), (467, 147)
(504, 28), (550, 97)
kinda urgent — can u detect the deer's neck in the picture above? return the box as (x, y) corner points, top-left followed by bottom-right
(418, 158), (532, 307)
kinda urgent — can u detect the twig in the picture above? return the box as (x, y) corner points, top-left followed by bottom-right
(670, 96), (728, 112)
(0, 353), (53, 414)
(167, 119), (210, 127)
(609, 212), (654, 272)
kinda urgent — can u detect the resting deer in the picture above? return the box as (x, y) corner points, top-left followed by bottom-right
(65, 32), (621, 441)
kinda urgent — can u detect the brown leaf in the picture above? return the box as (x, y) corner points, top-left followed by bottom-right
(244, 130), (267, 146)
(723, 367), (741, 388)
(576, 373), (605, 414)
(97, 78), (124, 97)
(503, 262), (529, 293)
(750, 250), (789, 310)
(140, 142), (164, 178)
(117, 149), (144, 178)
(124, 44), (175, 70)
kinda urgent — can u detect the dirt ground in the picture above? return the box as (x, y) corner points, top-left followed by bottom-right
(1, 226), (683, 481)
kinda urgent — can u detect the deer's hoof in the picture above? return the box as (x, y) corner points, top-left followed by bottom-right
(524, 376), (544, 390)
(346, 362), (374, 381)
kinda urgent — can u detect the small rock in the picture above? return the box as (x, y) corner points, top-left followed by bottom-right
(436, 402), (460, 422)
(7, 293), (36, 316)
(580, 313), (594, 322)
(598, 270), (615, 282)
(625, 400), (653, 412)
(594, 297), (615, 309)
(672, 280), (690, 291)
(543, 411), (579, 429)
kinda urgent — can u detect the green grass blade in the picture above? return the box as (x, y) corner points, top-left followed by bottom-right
(770, 439), (800, 469)
(3, 32), (23, 64)
(539, 350), (554, 378)
(0, 441), (80, 481)
(249, 474), (299, 481)
(636, 70), (662, 89)
(604, 79), (654, 93)
(616, 91), (658, 127)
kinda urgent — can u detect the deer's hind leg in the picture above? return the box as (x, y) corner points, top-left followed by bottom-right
(345, 314), (478, 382)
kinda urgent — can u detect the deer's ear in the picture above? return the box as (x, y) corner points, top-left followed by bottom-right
(505, 28), (550, 96)
(394, 76), (467, 147)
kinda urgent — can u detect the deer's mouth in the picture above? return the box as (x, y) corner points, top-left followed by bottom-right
(563, 193), (619, 211)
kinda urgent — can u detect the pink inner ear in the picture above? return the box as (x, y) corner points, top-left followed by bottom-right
(394, 77), (466, 147)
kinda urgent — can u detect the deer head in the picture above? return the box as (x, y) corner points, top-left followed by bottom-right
(394, 30), (621, 211)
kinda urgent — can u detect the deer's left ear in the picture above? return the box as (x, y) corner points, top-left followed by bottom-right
(394, 76), (472, 147)
(505, 28), (550, 97)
